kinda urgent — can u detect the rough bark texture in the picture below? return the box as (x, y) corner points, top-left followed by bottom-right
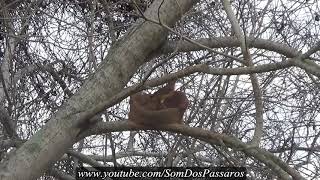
(0, 0), (199, 179)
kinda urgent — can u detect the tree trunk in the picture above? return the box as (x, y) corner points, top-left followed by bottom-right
(0, 0), (199, 179)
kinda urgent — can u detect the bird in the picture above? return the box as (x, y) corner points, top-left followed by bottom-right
(151, 80), (176, 98)
(151, 80), (176, 109)
(161, 91), (189, 120)
(128, 80), (189, 127)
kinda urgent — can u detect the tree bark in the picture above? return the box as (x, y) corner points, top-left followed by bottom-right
(0, 0), (199, 179)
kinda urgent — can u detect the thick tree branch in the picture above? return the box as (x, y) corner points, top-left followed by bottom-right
(159, 36), (300, 58)
(0, 1), (200, 179)
(67, 150), (107, 169)
(222, 0), (264, 146)
(77, 120), (305, 180)
(72, 60), (294, 129)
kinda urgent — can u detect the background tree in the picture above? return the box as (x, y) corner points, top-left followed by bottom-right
(0, 0), (319, 179)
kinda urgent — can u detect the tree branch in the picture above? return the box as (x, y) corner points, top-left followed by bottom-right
(77, 120), (305, 180)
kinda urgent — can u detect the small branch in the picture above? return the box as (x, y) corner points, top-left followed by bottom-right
(222, 0), (264, 146)
(0, 105), (19, 139)
(49, 168), (75, 180)
(292, 58), (320, 78)
(301, 41), (320, 59)
(67, 150), (107, 170)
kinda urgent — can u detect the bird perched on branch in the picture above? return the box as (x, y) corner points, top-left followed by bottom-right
(150, 80), (176, 109)
(129, 80), (189, 127)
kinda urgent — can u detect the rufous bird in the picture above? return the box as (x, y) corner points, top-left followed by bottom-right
(128, 80), (189, 127)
